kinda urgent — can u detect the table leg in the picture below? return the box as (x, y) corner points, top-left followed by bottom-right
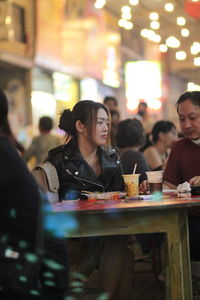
(179, 210), (192, 300)
(165, 210), (192, 300)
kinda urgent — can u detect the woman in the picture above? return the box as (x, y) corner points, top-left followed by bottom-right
(143, 120), (177, 171)
(116, 118), (150, 183)
(116, 118), (160, 257)
(45, 100), (134, 300)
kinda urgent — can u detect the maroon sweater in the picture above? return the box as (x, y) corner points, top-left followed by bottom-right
(164, 137), (200, 215)
(164, 137), (200, 186)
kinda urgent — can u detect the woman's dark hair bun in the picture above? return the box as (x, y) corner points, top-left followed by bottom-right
(58, 109), (72, 133)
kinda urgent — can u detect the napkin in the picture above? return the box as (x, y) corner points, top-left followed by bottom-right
(177, 181), (191, 197)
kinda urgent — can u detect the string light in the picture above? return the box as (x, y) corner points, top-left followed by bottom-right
(181, 28), (190, 37)
(177, 17), (186, 26)
(166, 36), (180, 48)
(149, 12), (159, 21)
(159, 44), (168, 53)
(176, 51), (187, 60)
(129, 0), (139, 5)
(191, 42), (200, 55)
(94, 0), (106, 9)
(150, 21), (160, 30)
(164, 3), (174, 12)
(194, 57), (200, 66)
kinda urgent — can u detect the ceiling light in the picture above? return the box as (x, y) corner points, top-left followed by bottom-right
(149, 12), (159, 21)
(122, 11), (132, 20)
(124, 21), (133, 30)
(146, 29), (156, 41)
(164, 3), (174, 12)
(94, 0), (106, 9)
(191, 42), (200, 55)
(118, 19), (127, 27)
(121, 6), (131, 13)
(176, 51), (187, 60)
(153, 34), (161, 43)
(159, 44), (168, 53)
(177, 17), (186, 26)
(118, 19), (133, 30)
(5, 16), (11, 25)
(188, 82), (200, 91)
(166, 36), (180, 48)
(129, 0), (139, 5)
(194, 57), (200, 66)
(140, 28), (149, 38)
(150, 21), (160, 30)
(181, 28), (190, 37)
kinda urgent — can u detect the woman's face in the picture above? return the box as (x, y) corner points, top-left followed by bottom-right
(93, 108), (109, 146)
(163, 128), (177, 148)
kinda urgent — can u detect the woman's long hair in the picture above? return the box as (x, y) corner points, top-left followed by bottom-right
(59, 100), (111, 145)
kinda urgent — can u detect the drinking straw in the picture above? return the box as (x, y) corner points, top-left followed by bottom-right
(133, 163), (137, 174)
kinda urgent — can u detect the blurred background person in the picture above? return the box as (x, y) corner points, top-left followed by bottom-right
(116, 118), (163, 262)
(103, 96), (118, 112)
(143, 120), (177, 171)
(116, 118), (150, 183)
(109, 109), (120, 148)
(135, 101), (155, 134)
(23, 116), (61, 167)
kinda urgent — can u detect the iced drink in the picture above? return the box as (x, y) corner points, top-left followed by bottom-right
(146, 171), (163, 193)
(122, 174), (140, 197)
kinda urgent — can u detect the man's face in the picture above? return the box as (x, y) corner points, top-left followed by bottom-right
(138, 103), (147, 116)
(105, 100), (117, 111)
(178, 99), (200, 140)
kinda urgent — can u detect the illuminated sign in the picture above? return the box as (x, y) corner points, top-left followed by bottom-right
(125, 60), (162, 111)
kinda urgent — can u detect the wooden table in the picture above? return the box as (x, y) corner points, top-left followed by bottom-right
(52, 195), (200, 300)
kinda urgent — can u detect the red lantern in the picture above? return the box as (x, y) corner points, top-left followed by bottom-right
(185, 0), (200, 19)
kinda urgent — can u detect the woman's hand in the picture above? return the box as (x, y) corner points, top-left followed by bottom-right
(139, 180), (149, 194)
(189, 176), (200, 186)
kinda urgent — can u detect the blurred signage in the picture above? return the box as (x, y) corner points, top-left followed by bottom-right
(125, 61), (162, 111)
(36, 0), (121, 81)
(31, 91), (56, 129)
(0, 1), (8, 40)
(102, 11), (121, 88)
(53, 72), (78, 119)
(80, 78), (99, 101)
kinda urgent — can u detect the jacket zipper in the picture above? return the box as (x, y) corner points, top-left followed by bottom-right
(66, 169), (105, 192)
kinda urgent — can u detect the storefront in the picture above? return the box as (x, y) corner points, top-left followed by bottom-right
(0, 0), (34, 144)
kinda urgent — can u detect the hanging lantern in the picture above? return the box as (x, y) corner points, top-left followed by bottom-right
(185, 0), (200, 19)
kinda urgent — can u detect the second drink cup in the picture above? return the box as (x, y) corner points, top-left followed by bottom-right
(146, 171), (163, 193)
(122, 174), (140, 197)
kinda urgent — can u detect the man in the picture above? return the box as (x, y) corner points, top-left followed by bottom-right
(24, 116), (61, 167)
(163, 91), (200, 187)
(103, 96), (118, 111)
(135, 101), (154, 133)
(163, 91), (200, 300)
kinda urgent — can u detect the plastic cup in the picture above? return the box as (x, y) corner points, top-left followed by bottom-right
(122, 174), (140, 197)
(146, 171), (163, 193)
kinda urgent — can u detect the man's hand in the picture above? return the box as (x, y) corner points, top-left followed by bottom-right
(189, 176), (200, 186)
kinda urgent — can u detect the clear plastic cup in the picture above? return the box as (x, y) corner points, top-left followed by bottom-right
(146, 171), (163, 193)
(122, 174), (140, 197)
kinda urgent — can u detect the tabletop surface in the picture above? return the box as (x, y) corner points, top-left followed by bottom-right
(52, 194), (200, 214)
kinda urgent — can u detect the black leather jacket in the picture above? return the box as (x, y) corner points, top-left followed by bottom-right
(46, 139), (125, 200)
